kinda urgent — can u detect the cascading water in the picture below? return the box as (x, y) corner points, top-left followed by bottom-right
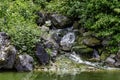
(65, 52), (97, 67)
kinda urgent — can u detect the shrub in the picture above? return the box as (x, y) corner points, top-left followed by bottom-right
(0, 0), (41, 55)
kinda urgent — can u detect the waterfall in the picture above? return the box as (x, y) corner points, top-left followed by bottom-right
(65, 52), (97, 67)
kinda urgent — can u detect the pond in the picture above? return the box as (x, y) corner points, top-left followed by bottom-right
(0, 71), (120, 80)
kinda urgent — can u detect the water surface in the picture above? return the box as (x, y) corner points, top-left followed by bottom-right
(0, 71), (120, 80)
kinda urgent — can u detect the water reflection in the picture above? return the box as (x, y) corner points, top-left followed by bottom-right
(0, 71), (120, 80)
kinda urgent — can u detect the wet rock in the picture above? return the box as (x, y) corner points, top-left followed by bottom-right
(83, 37), (101, 47)
(0, 32), (17, 69)
(60, 32), (75, 51)
(36, 43), (50, 65)
(50, 14), (73, 29)
(66, 51), (84, 63)
(15, 54), (34, 71)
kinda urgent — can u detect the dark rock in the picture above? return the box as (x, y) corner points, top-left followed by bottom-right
(73, 21), (80, 29)
(83, 37), (101, 47)
(36, 12), (46, 26)
(50, 14), (73, 29)
(60, 32), (75, 51)
(15, 54), (34, 71)
(36, 43), (50, 65)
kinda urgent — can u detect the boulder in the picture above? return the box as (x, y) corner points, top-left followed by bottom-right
(50, 14), (73, 29)
(0, 45), (17, 69)
(73, 36), (93, 58)
(114, 50), (120, 67)
(105, 54), (116, 67)
(60, 32), (75, 51)
(36, 43), (50, 65)
(0, 32), (17, 69)
(83, 37), (101, 47)
(15, 54), (34, 71)
(114, 62), (120, 67)
(116, 50), (120, 59)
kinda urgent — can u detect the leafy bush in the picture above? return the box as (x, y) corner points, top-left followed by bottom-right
(0, 0), (41, 55)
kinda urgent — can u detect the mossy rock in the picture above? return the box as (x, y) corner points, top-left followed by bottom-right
(83, 37), (101, 47)
(100, 52), (110, 61)
(82, 31), (93, 37)
(74, 36), (93, 58)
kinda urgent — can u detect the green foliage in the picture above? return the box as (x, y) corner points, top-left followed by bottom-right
(0, 0), (41, 55)
(46, 0), (120, 53)
(33, 0), (47, 9)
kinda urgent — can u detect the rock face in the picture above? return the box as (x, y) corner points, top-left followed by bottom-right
(36, 43), (50, 65)
(60, 32), (75, 51)
(15, 54), (34, 71)
(0, 32), (17, 69)
(50, 14), (73, 29)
